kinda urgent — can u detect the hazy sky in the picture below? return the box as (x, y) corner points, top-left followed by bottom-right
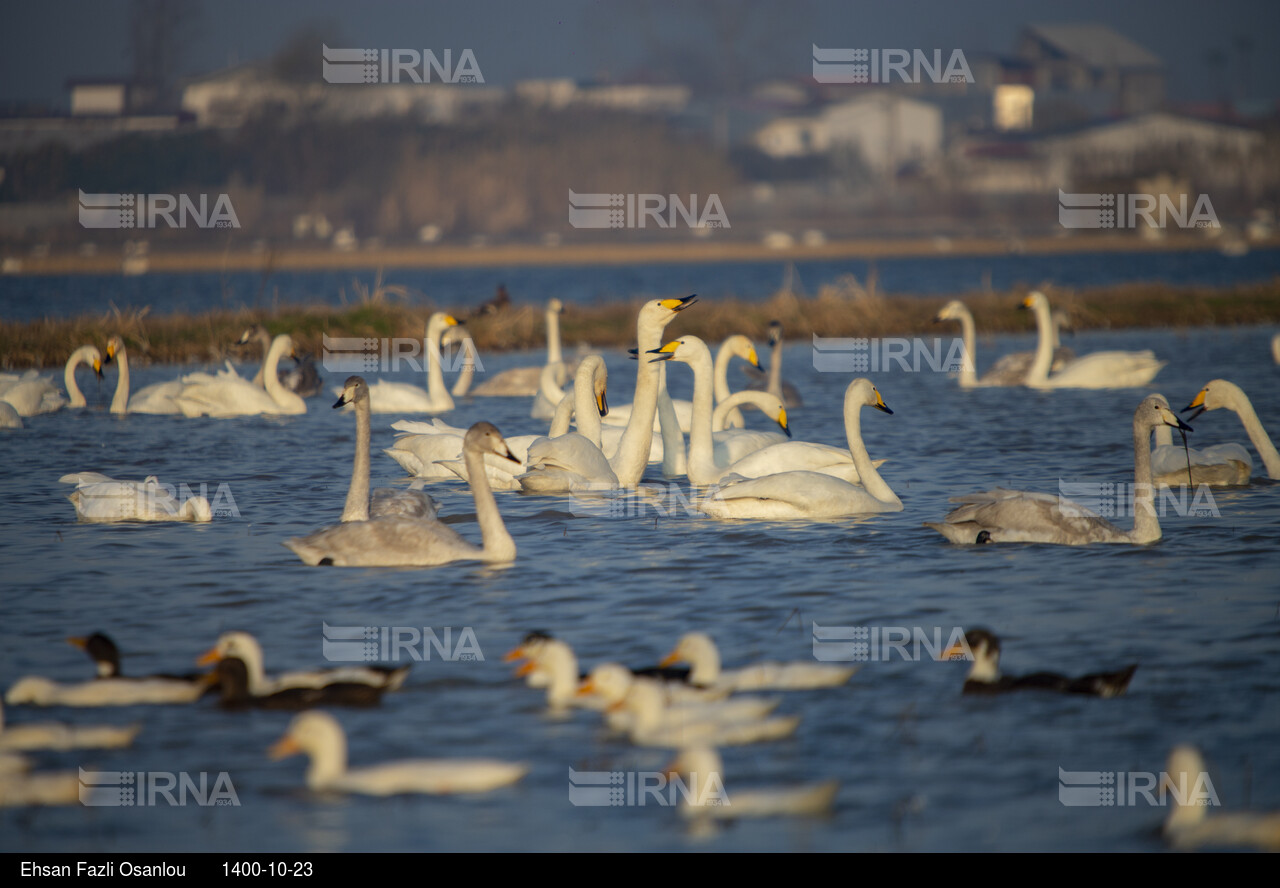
(2, 0), (1278, 108)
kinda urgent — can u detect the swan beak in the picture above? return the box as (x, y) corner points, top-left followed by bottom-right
(1169, 415), (1194, 432)
(66, 636), (88, 650)
(332, 392), (351, 409)
(777, 409), (791, 437)
(659, 294), (698, 312)
(268, 736), (301, 761)
(498, 444), (520, 466)
(658, 651), (680, 668)
(92, 359), (103, 377)
(747, 348), (761, 369)
(196, 647), (222, 667)
(1182, 389), (1207, 416)
(873, 391), (893, 414)
(106, 341), (117, 360)
(597, 390), (608, 417)
(647, 342), (680, 363)
(627, 348), (638, 361)
(1019, 295), (1034, 309)
(502, 647), (526, 663)
(444, 316), (459, 326)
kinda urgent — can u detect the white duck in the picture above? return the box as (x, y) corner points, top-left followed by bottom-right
(1163, 745), (1280, 851)
(60, 472), (213, 522)
(349, 313), (459, 414)
(196, 631), (409, 697)
(934, 299), (1072, 387)
(269, 711), (527, 796)
(698, 379), (902, 520)
(174, 334), (306, 416)
(581, 664), (780, 735)
(1021, 292), (1164, 389)
(1183, 379), (1280, 480)
(0, 701), (139, 751)
(660, 632), (858, 691)
(665, 746), (839, 820)
(284, 422), (519, 567)
(504, 635), (608, 711)
(925, 394), (1193, 545)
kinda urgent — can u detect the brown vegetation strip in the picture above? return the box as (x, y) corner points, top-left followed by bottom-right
(2, 280), (1279, 370)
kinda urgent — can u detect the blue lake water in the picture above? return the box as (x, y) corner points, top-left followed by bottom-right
(2, 246), (1280, 320)
(1, 315), (1278, 851)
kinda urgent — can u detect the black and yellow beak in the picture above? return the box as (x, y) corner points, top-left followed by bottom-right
(332, 390), (352, 409)
(445, 315), (459, 327)
(777, 408), (791, 437)
(1182, 389), (1208, 421)
(873, 390), (893, 415)
(1019, 295), (1035, 310)
(647, 341), (680, 363)
(747, 347), (761, 370)
(658, 294), (698, 312)
(92, 358), (103, 378)
(596, 389), (608, 417)
(105, 342), (117, 363)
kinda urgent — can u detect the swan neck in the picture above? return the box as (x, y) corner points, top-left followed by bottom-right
(1231, 391), (1280, 478)
(956, 310), (977, 387)
(1131, 417), (1161, 543)
(110, 346), (130, 414)
(263, 338), (293, 405)
(767, 338), (783, 399)
(464, 444), (515, 561)
(658, 364), (687, 478)
(712, 391), (769, 432)
(546, 308), (563, 365)
(64, 350), (86, 408)
(548, 387), (575, 437)
(845, 394), (899, 505)
(450, 336), (475, 397)
(340, 396), (371, 522)
(610, 316), (665, 486)
(573, 361), (603, 448)
(426, 325), (452, 410)
(1027, 302), (1055, 387)
(685, 347), (719, 485)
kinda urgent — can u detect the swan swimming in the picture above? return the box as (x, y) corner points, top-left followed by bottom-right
(1149, 394), (1251, 487)
(102, 336), (206, 415)
(516, 356), (619, 493)
(285, 421), (519, 567)
(1020, 292), (1164, 389)
(60, 472), (213, 522)
(173, 334), (306, 416)
(1183, 379), (1280, 480)
(925, 394), (1193, 545)
(355, 313), (460, 414)
(237, 325), (324, 397)
(934, 299), (1072, 387)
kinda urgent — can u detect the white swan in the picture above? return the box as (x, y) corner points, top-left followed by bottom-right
(174, 334), (306, 416)
(0, 701), (139, 751)
(1163, 745), (1280, 851)
(196, 631), (409, 696)
(660, 632), (857, 691)
(285, 421), (519, 567)
(269, 711), (527, 796)
(60, 472), (213, 522)
(0, 402), (21, 429)
(742, 321), (804, 407)
(1150, 395), (1251, 487)
(650, 336), (790, 484)
(665, 746), (839, 820)
(333, 376), (438, 522)
(356, 313), (459, 414)
(1021, 292), (1164, 389)
(102, 336), (203, 415)
(0, 354), (74, 416)
(1272, 332), (1280, 365)
(469, 298), (569, 400)
(925, 394), (1193, 545)
(62, 345), (103, 408)
(935, 300), (1072, 387)
(1183, 379), (1280, 480)
(443, 324), (476, 397)
(698, 379), (901, 519)
(517, 356), (620, 493)
(237, 324), (324, 397)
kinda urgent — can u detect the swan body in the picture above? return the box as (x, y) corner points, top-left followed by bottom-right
(285, 421), (518, 567)
(1150, 396), (1252, 487)
(660, 632), (857, 691)
(925, 395), (1193, 545)
(698, 379), (901, 519)
(472, 298), (570, 400)
(174, 334), (306, 416)
(270, 711), (528, 796)
(238, 325), (325, 396)
(0, 367), (66, 416)
(1184, 379), (1280, 479)
(1021, 292), (1164, 389)
(349, 313), (458, 414)
(0, 702), (139, 751)
(60, 472), (213, 522)
(1163, 745), (1280, 851)
(0, 402), (21, 429)
(935, 300), (1072, 387)
(197, 631), (409, 697)
(666, 746), (839, 820)
(517, 356), (620, 493)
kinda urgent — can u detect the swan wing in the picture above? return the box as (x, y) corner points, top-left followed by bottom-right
(926, 488), (1127, 544)
(369, 487), (439, 521)
(702, 471), (900, 519)
(284, 517), (479, 567)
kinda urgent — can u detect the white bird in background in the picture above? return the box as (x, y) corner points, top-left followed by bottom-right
(469, 298), (573, 401)
(660, 632), (858, 691)
(1020, 291), (1164, 389)
(354, 313), (460, 414)
(1183, 379), (1280, 480)
(742, 321), (804, 407)
(236, 324), (324, 397)
(664, 746), (839, 821)
(925, 395), (1194, 545)
(1162, 745), (1280, 851)
(102, 335), (202, 415)
(0, 700), (139, 752)
(196, 631), (409, 697)
(269, 711), (528, 796)
(0, 348), (86, 416)
(934, 299), (1073, 387)
(60, 472), (213, 523)
(173, 334), (306, 417)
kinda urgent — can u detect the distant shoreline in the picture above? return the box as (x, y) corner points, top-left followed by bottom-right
(3, 279), (1278, 370)
(3, 231), (1275, 276)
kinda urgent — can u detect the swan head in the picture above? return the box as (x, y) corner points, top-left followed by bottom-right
(426, 313), (461, 340)
(1139, 395), (1193, 435)
(104, 336), (125, 364)
(69, 345), (104, 377)
(648, 335), (711, 368)
(575, 356), (609, 416)
(934, 300), (970, 323)
(846, 378), (892, 415)
(640, 295), (698, 329)
(1019, 291), (1050, 313)
(333, 376), (369, 410)
(1183, 379), (1242, 421)
(4, 676), (59, 705)
(721, 335), (761, 369)
(464, 422), (519, 465)
(547, 298), (564, 314)
(944, 629), (999, 682)
(767, 320), (784, 347)
(68, 632), (119, 677)
(236, 325), (269, 347)
(578, 663), (634, 706)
